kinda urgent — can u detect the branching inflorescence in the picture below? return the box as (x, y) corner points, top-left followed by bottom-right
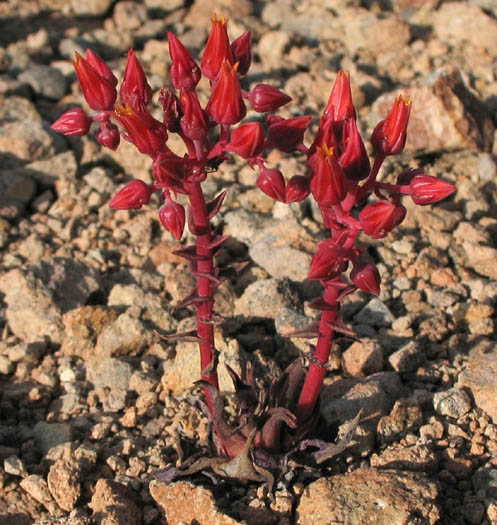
(52, 15), (456, 463)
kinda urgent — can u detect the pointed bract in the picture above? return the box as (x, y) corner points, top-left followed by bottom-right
(206, 60), (246, 125)
(266, 115), (312, 153)
(323, 70), (356, 124)
(310, 144), (347, 206)
(225, 121), (264, 159)
(371, 95), (411, 156)
(231, 30), (252, 76)
(109, 180), (152, 209)
(179, 88), (209, 141)
(120, 49), (153, 110)
(201, 14), (234, 80)
(85, 48), (118, 87)
(168, 32), (202, 90)
(72, 52), (117, 110)
(51, 108), (92, 136)
(339, 117), (370, 181)
(114, 103), (167, 156)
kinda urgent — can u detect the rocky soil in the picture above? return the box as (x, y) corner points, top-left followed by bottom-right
(1, 0), (497, 523)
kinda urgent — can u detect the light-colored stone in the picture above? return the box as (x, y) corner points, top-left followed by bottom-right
(296, 469), (440, 524)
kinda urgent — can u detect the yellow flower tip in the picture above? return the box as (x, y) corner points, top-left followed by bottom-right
(212, 13), (228, 25)
(318, 143), (334, 158)
(115, 103), (133, 116)
(397, 95), (412, 107)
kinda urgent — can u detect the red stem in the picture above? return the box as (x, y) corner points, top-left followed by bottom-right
(295, 285), (339, 423)
(188, 180), (219, 414)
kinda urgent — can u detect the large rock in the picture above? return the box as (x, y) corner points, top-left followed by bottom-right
(296, 469), (440, 524)
(458, 339), (497, 423)
(0, 258), (101, 344)
(89, 479), (142, 525)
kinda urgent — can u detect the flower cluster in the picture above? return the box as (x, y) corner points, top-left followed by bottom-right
(52, 16), (456, 459)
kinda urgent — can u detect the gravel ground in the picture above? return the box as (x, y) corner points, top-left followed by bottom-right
(1, 0), (497, 523)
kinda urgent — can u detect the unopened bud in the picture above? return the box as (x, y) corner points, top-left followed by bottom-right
(109, 180), (152, 210)
(350, 261), (381, 296)
(159, 199), (186, 240)
(256, 164), (286, 202)
(266, 115), (312, 153)
(51, 108), (92, 136)
(248, 84), (292, 113)
(231, 30), (252, 76)
(371, 95), (411, 156)
(285, 175), (310, 203)
(359, 200), (406, 239)
(408, 174), (456, 206)
(308, 242), (348, 280)
(96, 121), (120, 150)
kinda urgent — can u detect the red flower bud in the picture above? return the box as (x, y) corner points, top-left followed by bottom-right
(256, 164), (286, 202)
(167, 32), (201, 90)
(120, 49), (152, 110)
(51, 108), (92, 136)
(308, 242), (348, 280)
(339, 117), (370, 181)
(225, 121), (264, 158)
(323, 70), (356, 124)
(85, 49), (118, 87)
(159, 199), (185, 240)
(286, 175), (310, 203)
(206, 60), (246, 125)
(310, 144), (347, 206)
(371, 95), (411, 156)
(231, 30), (252, 76)
(201, 14), (234, 80)
(266, 115), (312, 153)
(72, 52), (117, 111)
(114, 103), (167, 156)
(179, 88), (209, 141)
(248, 84), (292, 113)
(96, 121), (120, 150)
(109, 180), (152, 209)
(350, 261), (381, 296)
(408, 174), (456, 206)
(359, 200), (406, 239)
(153, 151), (185, 184)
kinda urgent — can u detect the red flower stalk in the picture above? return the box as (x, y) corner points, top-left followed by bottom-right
(256, 164), (286, 202)
(206, 61), (246, 125)
(323, 70), (356, 124)
(120, 49), (153, 110)
(201, 14), (234, 80)
(407, 173), (456, 205)
(359, 200), (406, 238)
(159, 198), (186, 240)
(72, 51), (117, 110)
(230, 30), (252, 76)
(371, 95), (411, 156)
(339, 117), (370, 181)
(96, 121), (120, 150)
(350, 261), (381, 296)
(114, 103), (168, 156)
(109, 180), (152, 210)
(310, 144), (347, 206)
(248, 84), (292, 113)
(225, 121), (264, 159)
(168, 32), (202, 90)
(179, 88), (209, 141)
(51, 108), (92, 136)
(266, 115), (312, 153)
